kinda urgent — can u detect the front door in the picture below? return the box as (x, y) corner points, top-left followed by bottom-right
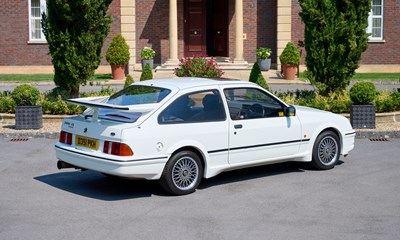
(222, 87), (302, 165)
(184, 0), (228, 57)
(207, 0), (228, 56)
(184, 0), (207, 57)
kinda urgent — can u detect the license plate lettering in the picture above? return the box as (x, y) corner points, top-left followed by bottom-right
(75, 136), (98, 150)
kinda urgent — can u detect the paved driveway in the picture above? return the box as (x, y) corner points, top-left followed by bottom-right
(0, 137), (399, 240)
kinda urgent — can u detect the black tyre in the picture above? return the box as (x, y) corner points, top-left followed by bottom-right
(160, 150), (203, 195)
(310, 131), (341, 170)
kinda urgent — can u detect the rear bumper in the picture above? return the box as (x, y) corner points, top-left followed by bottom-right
(55, 144), (168, 180)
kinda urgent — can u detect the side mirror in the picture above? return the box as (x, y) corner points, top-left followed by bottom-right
(284, 105), (296, 117)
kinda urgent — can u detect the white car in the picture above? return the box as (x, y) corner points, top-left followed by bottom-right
(55, 78), (355, 195)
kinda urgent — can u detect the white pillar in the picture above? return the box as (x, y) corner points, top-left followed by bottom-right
(234, 0), (245, 63)
(166, 0), (179, 64)
(277, 0), (292, 69)
(120, 0), (136, 71)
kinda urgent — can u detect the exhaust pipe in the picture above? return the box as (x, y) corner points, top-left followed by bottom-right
(57, 160), (84, 170)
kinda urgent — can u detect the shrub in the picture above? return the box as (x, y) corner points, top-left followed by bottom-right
(140, 63), (153, 81)
(174, 56), (224, 78)
(373, 90), (400, 113)
(11, 84), (41, 106)
(124, 74), (134, 88)
(327, 91), (351, 113)
(106, 34), (130, 65)
(140, 47), (156, 60)
(0, 91), (15, 113)
(44, 87), (70, 102)
(349, 82), (377, 105)
(279, 42), (300, 65)
(256, 47), (272, 59)
(41, 95), (85, 115)
(79, 86), (118, 98)
(390, 90), (400, 111)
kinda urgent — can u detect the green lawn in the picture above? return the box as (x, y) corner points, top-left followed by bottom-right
(0, 74), (112, 82)
(298, 72), (400, 81)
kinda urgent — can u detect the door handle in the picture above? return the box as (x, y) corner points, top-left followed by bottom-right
(234, 124), (243, 129)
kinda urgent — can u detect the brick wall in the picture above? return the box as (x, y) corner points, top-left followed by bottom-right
(0, 0), (121, 66)
(361, 0), (400, 64)
(291, 0), (400, 65)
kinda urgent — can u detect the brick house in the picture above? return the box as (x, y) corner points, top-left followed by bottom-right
(0, 0), (399, 73)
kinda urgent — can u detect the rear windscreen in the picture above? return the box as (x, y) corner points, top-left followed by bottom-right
(106, 85), (171, 106)
(98, 85), (171, 123)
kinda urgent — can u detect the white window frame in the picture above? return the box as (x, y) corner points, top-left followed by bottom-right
(28, 0), (47, 43)
(367, 0), (384, 42)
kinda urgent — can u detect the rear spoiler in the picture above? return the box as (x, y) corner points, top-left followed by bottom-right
(65, 97), (158, 122)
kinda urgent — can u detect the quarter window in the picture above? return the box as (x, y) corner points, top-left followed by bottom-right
(367, 0), (384, 41)
(159, 90), (226, 124)
(223, 88), (285, 120)
(29, 0), (47, 41)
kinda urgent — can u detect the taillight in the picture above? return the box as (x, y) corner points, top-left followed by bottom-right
(103, 141), (133, 156)
(59, 131), (72, 145)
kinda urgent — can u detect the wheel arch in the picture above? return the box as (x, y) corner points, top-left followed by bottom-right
(318, 127), (342, 151)
(170, 146), (206, 175)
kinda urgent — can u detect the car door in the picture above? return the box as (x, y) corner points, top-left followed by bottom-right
(158, 89), (230, 168)
(223, 87), (302, 165)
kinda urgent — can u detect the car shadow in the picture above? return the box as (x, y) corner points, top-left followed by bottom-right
(35, 170), (167, 201)
(199, 162), (306, 190)
(199, 160), (345, 190)
(35, 160), (345, 200)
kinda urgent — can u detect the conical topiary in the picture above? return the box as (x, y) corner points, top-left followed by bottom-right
(249, 62), (261, 83)
(140, 63), (153, 81)
(124, 74), (134, 88)
(255, 73), (269, 91)
(106, 34), (130, 65)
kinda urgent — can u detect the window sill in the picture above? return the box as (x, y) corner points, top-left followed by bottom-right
(368, 39), (385, 43)
(27, 40), (48, 45)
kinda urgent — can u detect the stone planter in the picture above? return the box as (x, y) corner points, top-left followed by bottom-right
(350, 104), (376, 129)
(110, 64), (126, 80)
(15, 105), (43, 129)
(257, 58), (271, 71)
(141, 59), (154, 70)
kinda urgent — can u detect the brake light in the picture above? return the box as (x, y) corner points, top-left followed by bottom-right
(103, 141), (133, 156)
(59, 131), (72, 145)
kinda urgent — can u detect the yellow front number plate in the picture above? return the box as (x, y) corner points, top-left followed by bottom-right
(75, 135), (99, 150)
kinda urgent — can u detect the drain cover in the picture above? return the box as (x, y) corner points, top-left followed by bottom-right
(369, 137), (389, 142)
(10, 138), (29, 142)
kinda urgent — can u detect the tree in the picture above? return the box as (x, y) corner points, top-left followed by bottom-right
(42, 0), (112, 98)
(299, 0), (370, 95)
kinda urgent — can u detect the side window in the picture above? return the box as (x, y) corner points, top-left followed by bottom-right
(367, 0), (383, 41)
(29, 0), (47, 42)
(159, 90), (226, 124)
(223, 88), (284, 120)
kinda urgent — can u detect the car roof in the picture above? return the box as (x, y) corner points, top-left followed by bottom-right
(135, 77), (254, 90)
